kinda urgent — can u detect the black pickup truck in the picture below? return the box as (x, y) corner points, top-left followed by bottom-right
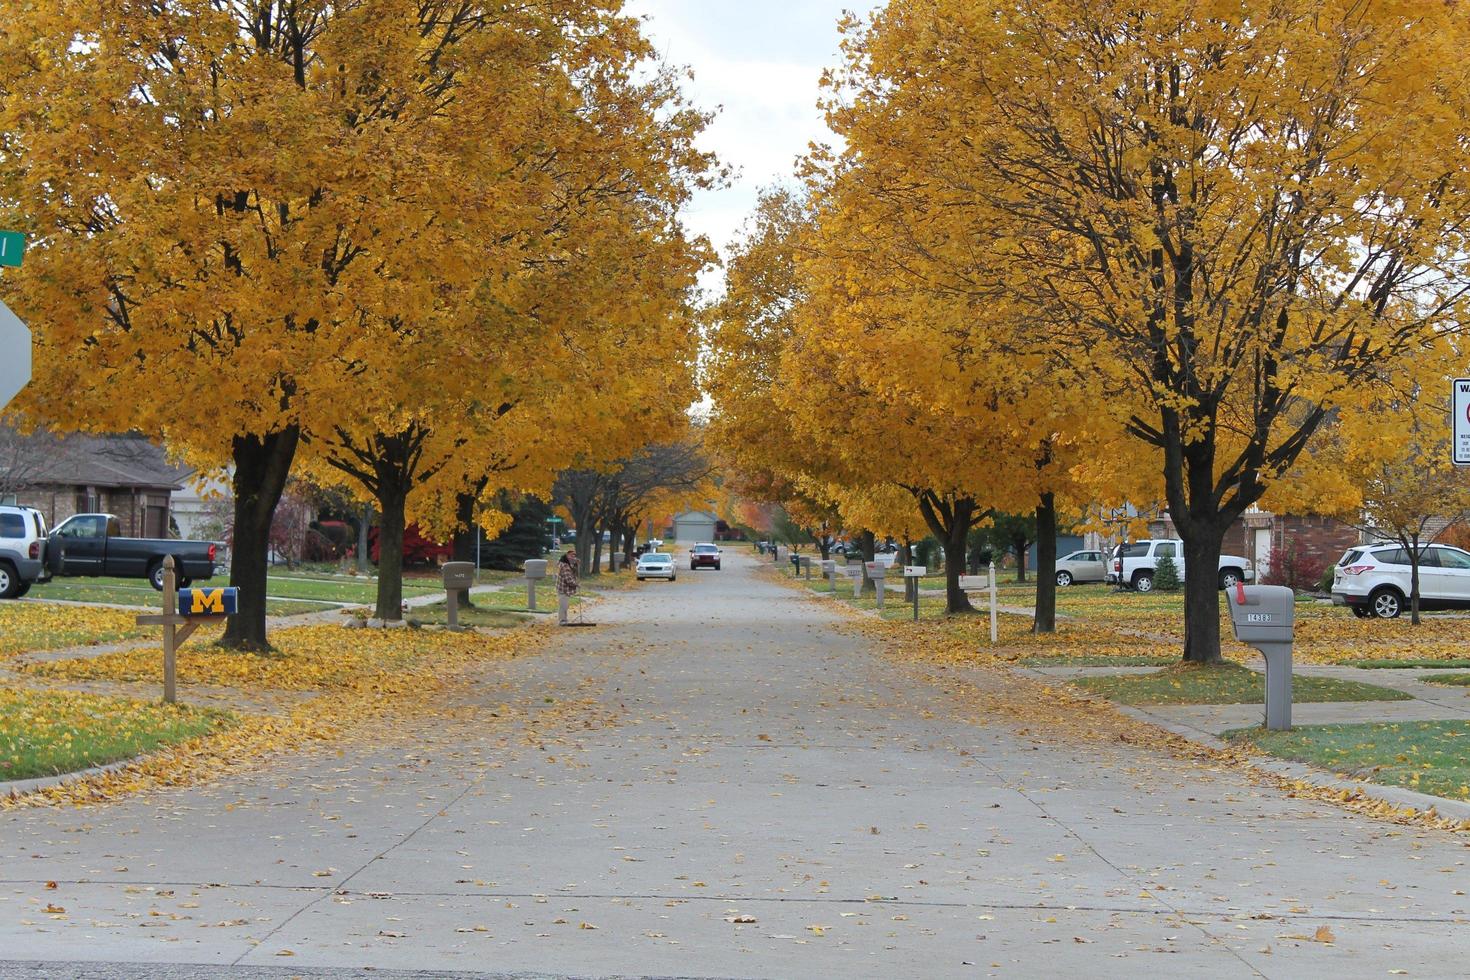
(46, 513), (219, 590)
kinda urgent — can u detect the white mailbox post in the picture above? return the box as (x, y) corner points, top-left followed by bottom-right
(1227, 584), (1296, 730)
(821, 559), (837, 593)
(903, 564), (926, 621)
(798, 554), (814, 580)
(524, 558), (549, 612)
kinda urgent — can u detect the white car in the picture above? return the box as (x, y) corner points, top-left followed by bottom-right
(1332, 542), (1470, 618)
(1107, 539), (1255, 592)
(1054, 549), (1107, 586)
(635, 552), (677, 581)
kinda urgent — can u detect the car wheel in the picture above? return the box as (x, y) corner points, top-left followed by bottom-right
(1133, 571), (1155, 593)
(12, 580), (31, 598)
(715, 562), (721, 570)
(148, 561), (166, 591)
(1219, 568), (1242, 589)
(1351, 605), (1372, 619)
(0, 562), (17, 599)
(1370, 588), (1403, 619)
(637, 576), (645, 581)
(178, 575), (192, 589)
(1056, 570), (1073, 587)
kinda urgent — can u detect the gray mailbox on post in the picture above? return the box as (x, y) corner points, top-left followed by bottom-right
(798, 554), (813, 579)
(523, 558), (549, 612)
(442, 561), (476, 630)
(821, 559), (837, 592)
(1227, 584), (1296, 731)
(865, 560), (889, 611)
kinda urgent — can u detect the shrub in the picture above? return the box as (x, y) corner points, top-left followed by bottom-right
(1154, 555), (1181, 591)
(1262, 545), (1329, 593)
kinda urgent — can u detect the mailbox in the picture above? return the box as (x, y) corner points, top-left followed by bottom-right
(864, 561), (887, 579)
(178, 587), (238, 617)
(842, 562), (864, 577)
(523, 559), (549, 581)
(903, 565), (926, 578)
(441, 561), (476, 590)
(1228, 584), (1295, 644)
(1228, 584), (1296, 731)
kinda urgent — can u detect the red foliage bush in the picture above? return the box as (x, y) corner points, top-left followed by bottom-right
(1261, 545), (1329, 593)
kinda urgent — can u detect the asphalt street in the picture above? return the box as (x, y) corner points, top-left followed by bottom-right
(2, 550), (1468, 979)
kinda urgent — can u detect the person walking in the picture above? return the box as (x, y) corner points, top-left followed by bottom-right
(555, 548), (579, 625)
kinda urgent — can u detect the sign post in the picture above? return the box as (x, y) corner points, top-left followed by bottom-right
(1455, 378), (1470, 466)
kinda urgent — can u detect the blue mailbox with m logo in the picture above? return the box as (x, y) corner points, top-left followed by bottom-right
(178, 587), (239, 617)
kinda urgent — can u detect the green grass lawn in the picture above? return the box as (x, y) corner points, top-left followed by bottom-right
(0, 688), (233, 781)
(410, 599), (538, 629)
(1351, 660), (1470, 670)
(1226, 721), (1470, 801)
(1073, 662), (1412, 705)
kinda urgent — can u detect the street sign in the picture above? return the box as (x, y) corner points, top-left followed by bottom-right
(0, 299), (31, 411)
(0, 231), (23, 268)
(1455, 378), (1470, 466)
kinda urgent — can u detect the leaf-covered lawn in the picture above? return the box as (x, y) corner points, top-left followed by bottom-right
(1421, 673), (1470, 687)
(0, 603), (153, 659)
(0, 688), (232, 781)
(1073, 662), (1411, 705)
(30, 572), (443, 611)
(1226, 721), (1470, 801)
(21, 624), (537, 692)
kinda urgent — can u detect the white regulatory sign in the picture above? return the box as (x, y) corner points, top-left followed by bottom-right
(1456, 378), (1470, 466)
(0, 299), (32, 411)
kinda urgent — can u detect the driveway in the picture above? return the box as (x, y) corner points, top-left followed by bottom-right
(1, 551), (1465, 978)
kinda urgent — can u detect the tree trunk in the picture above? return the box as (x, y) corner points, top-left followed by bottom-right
(858, 529), (877, 595)
(943, 507), (976, 615)
(1180, 526), (1227, 664)
(818, 536), (832, 561)
(1033, 493), (1057, 634)
(222, 427), (300, 651)
(1408, 534), (1422, 625)
(374, 479), (407, 621)
(590, 528), (604, 577)
(622, 526), (636, 564)
(356, 503), (371, 576)
(1012, 532), (1029, 582)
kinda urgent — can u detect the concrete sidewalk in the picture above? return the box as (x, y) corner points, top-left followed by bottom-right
(3, 551), (1469, 977)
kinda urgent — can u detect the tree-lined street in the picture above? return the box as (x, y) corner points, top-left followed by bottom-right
(4, 553), (1467, 978)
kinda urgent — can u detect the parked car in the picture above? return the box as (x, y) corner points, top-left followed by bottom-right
(689, 542), (722, 570)
(0, 504), (49, 598)
(1331, 542), (1470, 618)
(1054, 549), (1107, 586)
(46, 513), (219, 590)
(1107, 539), (1254, 592)
(636, 552), (677, 581)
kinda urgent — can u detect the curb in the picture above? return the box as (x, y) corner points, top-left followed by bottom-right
(2, 758), (136, 801)
(1111, 702), (1470, 823)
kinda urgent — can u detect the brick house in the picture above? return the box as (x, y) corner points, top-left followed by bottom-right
(0, 428), (184, 537)
(1147, 506), (1361, 579)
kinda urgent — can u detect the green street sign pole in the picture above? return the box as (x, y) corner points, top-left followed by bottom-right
(0, 231), (25, 269)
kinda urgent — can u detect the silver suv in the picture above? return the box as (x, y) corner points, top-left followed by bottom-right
(0, 504), (49, 598)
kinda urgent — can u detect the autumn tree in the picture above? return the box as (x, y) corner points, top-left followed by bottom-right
(826, 0), (1470, 661)
(0, 1), (712, 643)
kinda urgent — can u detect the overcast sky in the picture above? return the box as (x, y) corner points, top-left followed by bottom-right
(624, 1), (875, 281)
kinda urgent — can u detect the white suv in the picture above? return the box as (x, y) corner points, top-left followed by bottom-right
(0, 504), (49, 598)
(1331, 542), (1470, 618)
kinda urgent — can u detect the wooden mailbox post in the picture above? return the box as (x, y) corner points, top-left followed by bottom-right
(134, 555), (236, 704)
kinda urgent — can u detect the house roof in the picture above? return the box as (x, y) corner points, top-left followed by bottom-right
(3, 427), (184, 492)
(674, 510), (718, 522)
